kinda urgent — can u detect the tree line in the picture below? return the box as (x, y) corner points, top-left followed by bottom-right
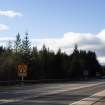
(0, 33), (104, 84)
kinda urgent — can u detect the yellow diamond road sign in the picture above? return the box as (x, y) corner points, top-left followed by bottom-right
(18, 64), (27, 77)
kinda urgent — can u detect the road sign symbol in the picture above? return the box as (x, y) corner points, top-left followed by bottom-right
(18, 64), (27, 77)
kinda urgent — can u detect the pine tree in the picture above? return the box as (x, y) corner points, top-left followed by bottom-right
(21, 32), (31, 63)
(73, 44), (79, 54)
(22, 32), (31, 54)
(14, 33), (21, 54)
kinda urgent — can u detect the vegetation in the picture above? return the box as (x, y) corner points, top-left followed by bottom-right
(0, 33), (104, 84)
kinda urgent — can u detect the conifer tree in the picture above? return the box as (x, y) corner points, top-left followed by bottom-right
(14, 33), (21, 54)
(21, 32), (31, 63)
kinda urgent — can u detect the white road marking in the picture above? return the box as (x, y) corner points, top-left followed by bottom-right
(0, 99), (19, 104)
(70, 89), (105, 105)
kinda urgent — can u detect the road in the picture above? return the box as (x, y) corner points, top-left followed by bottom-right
(0, 80), (105, 105)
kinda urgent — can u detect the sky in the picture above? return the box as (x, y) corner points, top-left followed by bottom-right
(0, 0), (105, 64)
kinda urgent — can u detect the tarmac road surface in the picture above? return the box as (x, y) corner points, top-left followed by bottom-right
(0, 80), (105, 105)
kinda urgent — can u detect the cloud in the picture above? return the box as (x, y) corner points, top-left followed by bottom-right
(97, 29), (105, 42)
(0, 37), (15, 41)
(97, 57), (105, 65)
(0, 37), (15, 47)
(32, 31), (104, 53)
(0, 10), (22, 18)
(0, 24), (9, 31)
(31, 30), (105, 64)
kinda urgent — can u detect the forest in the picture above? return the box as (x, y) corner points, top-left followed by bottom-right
(0, 33), (104, 85)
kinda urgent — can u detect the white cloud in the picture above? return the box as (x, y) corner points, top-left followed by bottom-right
(32, 31), (104, 53)
(97, 57), (105, 65)
(0, 37), (15, 41)
(0, 37), (15, 47)
(0, 24), (9, 31)
(97, 29), (105, 42)
(0, 10), (22, 18)
(31, 30), (105, 64)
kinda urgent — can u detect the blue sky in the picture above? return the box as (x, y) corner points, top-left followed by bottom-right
(0, 0), (105, 64)
(0, 0), (105, 38)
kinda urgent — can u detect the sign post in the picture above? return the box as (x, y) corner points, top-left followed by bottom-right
(17, 64), (27, 85)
